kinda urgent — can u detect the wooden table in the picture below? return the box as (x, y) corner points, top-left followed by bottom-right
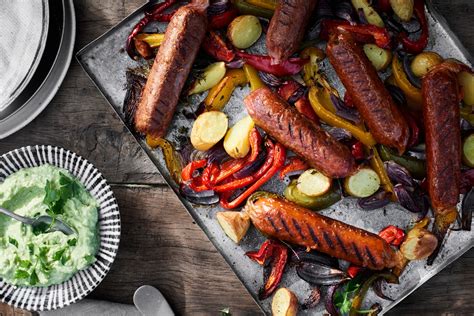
(0, 1), (473, 315)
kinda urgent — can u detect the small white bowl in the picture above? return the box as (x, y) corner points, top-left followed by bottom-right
(0, 145), (121, 311)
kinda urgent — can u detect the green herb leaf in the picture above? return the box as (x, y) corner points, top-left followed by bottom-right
(29, 270), (39, 286)
(67, 238), (77, 247)
(333, 276), (363, 315)
(220, 307), (231, 316)
(28, 243), (35, 255)
(43, 180), (60, 206)
(9, 237), (18, 248)
(60, 254), (70, 265)
(83, 255), (95, 264)
(14, 270), (29, 279)
(53, 249), (66, 261)
(18, 259), (31, 269)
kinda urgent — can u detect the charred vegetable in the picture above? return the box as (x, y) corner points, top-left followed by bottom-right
(271, 288), (298, 316)
(297, 261), (349, 286)
(390, 0), (414, 21)
(351, 0), (385, 27)
(284, 180), (341, 211)
(188, 62), (226, 95)
(191, 111), (228, 151)
(410, 51), (443, 77)
(227, 15), (262, 49)
(216, 211), (251, 243)
(458, 71), (474, 106)
(363, 44), (392, 71)
(400, 226), (438, 260)
(463, 134), (474, 167)
(204, 68), (249, 111)
(224, 116), (255, 158)
(379, 145), (426, 179)
(296, 169), (332, 197)
(344, 168), (381, 198)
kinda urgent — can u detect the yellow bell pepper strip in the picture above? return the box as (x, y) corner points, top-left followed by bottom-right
(146, 135), (182, 183)
(392, 54), (422, 111)
(134, 33), (165, 48)
(204, 69), (248, 111)
(300, 47), (333, 89)
(246, 0), (278, 10)
(308, 87), (376, 147)
(231, 0), (274, 19)
(243, 64), (265, 91)
(370, 146), (395, 199)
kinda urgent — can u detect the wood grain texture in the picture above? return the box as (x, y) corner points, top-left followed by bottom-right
(90, 186), (258, 316)
(0, 0), (473, 315)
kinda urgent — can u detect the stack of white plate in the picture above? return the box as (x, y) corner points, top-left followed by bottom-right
(0, 0), (75, 139)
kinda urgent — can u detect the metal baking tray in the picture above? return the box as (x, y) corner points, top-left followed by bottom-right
(77, 1), (473, 314)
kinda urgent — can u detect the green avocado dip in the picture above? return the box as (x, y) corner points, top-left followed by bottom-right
(0, 164), (99, 287)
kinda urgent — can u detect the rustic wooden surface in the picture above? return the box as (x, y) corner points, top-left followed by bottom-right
(0, 0), (473, 315)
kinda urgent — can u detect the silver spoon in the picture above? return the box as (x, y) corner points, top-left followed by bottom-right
(133, 285), (174, 316)
(0, 206), (75, 235)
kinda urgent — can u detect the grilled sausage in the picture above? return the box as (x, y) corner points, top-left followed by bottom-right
(266, 0), (318, 64)
(134, 1), (208, 138)
(422, 61), (464, 240)
(327, 31), (409, 153)
(245, 87), (356, 178)
(244, 193), (398, 270)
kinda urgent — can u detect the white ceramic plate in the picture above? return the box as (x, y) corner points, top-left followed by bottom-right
(0, 145), (121, 311)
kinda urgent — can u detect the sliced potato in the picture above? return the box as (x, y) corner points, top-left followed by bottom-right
(227, 15), (262, 49)
(410, 52), (443, 77)
(390, 0), (414, 21)
(223, 116), (255, 158)
(458, 71), (474, 106)
(351, 0), (384, 27)
(191, 111), (228, 151)
(188, 62), (226, 95)
(271, 288), (298, 316)
(363, 44), (393, 71)
(344, 167), (380, 198)
(296, 169), (332, 197)
(463, 134), (474, 167)
(216, 211), (250, 244)
(400, 227), (438, 260)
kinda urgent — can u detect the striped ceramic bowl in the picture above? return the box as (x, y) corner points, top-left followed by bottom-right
(0, 145), (121, 311)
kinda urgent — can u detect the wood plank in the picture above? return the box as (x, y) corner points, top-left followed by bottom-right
(90, 185), (259, 315)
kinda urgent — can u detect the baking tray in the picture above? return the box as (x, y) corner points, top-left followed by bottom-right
(77, 2), (473, 314)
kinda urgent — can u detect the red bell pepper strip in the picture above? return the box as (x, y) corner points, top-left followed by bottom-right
(347, 265), (364, 279)
(181, 159), (207, 182)
(246, 240), (289, 299)
(351, 141), (365, 160)
(279, 157), (309, 180)
(400, 0), (429, 54)
(209, 7), (239, 29)
(278, 81), (319, 122)
(404, 111), (420, 149)
(213, 141), (274, 192)
(378, 225), (406, 247)
(213, 128), (263, 183)
(236, 51), (308, 77)
(320, 20), (392, 49)
(246, 239), (273, 265)
(220, 142), (286, 209)
(201, 162), (220, 188)
(126, 0), (177, 59)
(344, 92), (355, 108)
(202, 31), (236, 62)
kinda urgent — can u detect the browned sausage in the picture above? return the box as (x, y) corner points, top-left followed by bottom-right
(422, 61), (464, 241)
(244, 193), (398, 270)
(266, 0), (318, 64)
(327, 31), (409, 154)
(134, 2), (208, 138)
(245, 87), (356, 178)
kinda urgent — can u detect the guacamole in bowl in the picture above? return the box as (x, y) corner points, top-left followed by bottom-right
(0, 164), (99, 287)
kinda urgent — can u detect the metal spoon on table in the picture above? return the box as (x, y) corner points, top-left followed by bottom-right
(0, 206), (75, 235)
(134, 285), (174, 316)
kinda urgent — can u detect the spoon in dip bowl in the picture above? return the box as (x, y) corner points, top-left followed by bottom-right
(0, 206), (75, 235)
